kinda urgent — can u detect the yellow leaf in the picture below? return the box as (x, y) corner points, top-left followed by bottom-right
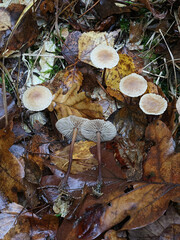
(78, 31), (119, 66)
(51, 141), (97, 174)
(48, 83), (103, 119)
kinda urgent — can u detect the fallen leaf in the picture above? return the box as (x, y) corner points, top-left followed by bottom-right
(0, 126), (25, 202)
(108, 105), (147, 180)
(48, 83), (103, 119)
(128, 205), (180, 239)
(104, 230), (126, 240)
(129, 21), (144, 44)
(51, 141), (97, 174)
(95, 16), (116, 32)
(94, 0), (131, 19)
(0, 4), (38, 57)
(0, 8), (11, 31)
(146, 82), (159, 94)
(0, 202), (58, 240)
(62, 31), (82, 64)
(78, 30), (119, 66)
(61, 182), (179, 240)
(63, 67), (83, 89)
(143, 120), (180, 184)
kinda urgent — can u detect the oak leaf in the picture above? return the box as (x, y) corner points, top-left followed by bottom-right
(51, 141), (97, 174)
(48, 83), (103, 119)
(143, 120), (180, 184)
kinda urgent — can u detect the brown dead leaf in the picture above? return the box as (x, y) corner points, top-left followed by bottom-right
(143, 120), (180, 184)
(27, 134), (50, 170)
(104, 230), (126, 240)
(0, 4), (38, 57)
(63, 67), (83, 89)
(62, 182), (179, 240)
(62, 31), (82, 64)
(146, 82), (159, 94)
(78, 31), (119, 66)
(129, 21), (144, 43)
(48, 83), (103, 119)
(0, 202), (58, 240)
(94, 0), (131, 19)
(51, 141), (97, 174)
(0, 126), (25, 202)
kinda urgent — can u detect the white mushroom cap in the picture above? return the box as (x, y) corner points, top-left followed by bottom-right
(176, 97), (180, 115)
(90, 44), (119, 69)
(55, 115), (88, 141)
(22, 86), (53, 111)
(119, 73), (147, 97)
(81, 119), (117, 142)
(139, 93), (167, 115)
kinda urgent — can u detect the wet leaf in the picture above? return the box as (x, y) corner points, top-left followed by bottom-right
(63, 67), (84, 90)
(0, 4), (38, 57)
(108, 105), (147, 180)
(94, 0), (131, 19)
(128, 205), (180, 239)
(48, 83), (103, 119)
(62, 31), (82, 64)
(51, 141), (97, 174)
(0, 127), (25, 202)
(78, 31), (119, 66)
(0, 202), (58, 240)
(62, 183), (179, 240)
(143, 120), (180, 184)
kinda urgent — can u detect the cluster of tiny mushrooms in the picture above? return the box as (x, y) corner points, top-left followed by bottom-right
(22, 43), (179, 193)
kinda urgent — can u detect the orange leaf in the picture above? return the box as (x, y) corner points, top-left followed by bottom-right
(48, 83), (103, 119)
(143, 120), (180, 184)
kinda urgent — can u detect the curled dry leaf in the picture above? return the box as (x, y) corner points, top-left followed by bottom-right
(143, 120), (180, 184)
(0, 127), (25, 202)
(61, 182), (179, 240)
(48, 83), (103, 119)
(51, 141), (97, 174)
(78, 31), (119, 66)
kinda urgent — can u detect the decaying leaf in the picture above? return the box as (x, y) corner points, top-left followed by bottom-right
(48, 83), (103, 119)
(51, 141), (97, 174)
(0, 202), (58, 240)
(109, 105), (147, 180)
(0, 8), (11, 31)
(143, 120), (180, 184)
(0, 4), (38, 57)
(78, 31), (119, 66)
(63, 67), (83, 90)
(61, 182), (179, 240)
(62, 31), (82, 64)
(0, 127), (25, 202)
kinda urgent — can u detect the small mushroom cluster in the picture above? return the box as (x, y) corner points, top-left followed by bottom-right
(119, 73), (168, 115)
(56, 115), (117, 192)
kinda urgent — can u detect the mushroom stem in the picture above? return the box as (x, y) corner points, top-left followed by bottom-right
(96, 131), (102, 185)
(60, 127), (78, 188)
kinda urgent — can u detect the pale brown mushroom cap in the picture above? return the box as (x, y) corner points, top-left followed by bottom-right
(81, 119), (117, 142)
(139, 93), (167, 115)
(90, 44), (119, 69)
(176, 97), (180, 115)
(22, 86), (53, 111)
(55, 115), (88, 141)
(119, 73), (147, 97)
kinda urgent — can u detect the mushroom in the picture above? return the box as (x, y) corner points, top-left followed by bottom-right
(139, 93), (167, 115)
(119, 73), (147, 97)
(22, 85), (53, 111)
(176, 96), (180, 115)
(55, 115), (88, 187)
(81, 119), (117, 193)
(90, 44), (119, 69)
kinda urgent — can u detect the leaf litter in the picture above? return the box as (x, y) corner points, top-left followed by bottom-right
(0, 0), (180, 239)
